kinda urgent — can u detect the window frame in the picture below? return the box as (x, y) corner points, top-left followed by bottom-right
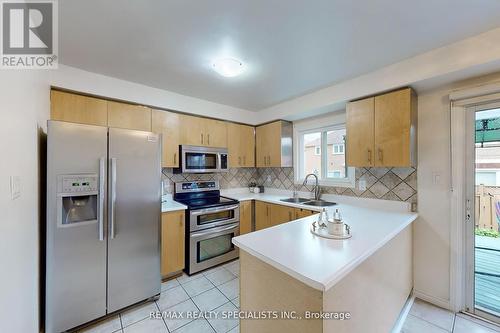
(294, 123), (355, 188)
(333, 143), (345, 155)
(314, 146), (321, 155)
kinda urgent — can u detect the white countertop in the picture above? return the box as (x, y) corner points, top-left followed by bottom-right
(161, 194), (187, 213)
(226, 188), (418, 292)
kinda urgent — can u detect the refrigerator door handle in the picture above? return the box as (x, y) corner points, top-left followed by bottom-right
(109, 157), (117, 239)
(98, 157), (106, 241)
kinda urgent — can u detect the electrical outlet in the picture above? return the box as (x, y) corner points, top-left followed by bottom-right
(10, 176), (21, 200)
(358, 179), (366, 191)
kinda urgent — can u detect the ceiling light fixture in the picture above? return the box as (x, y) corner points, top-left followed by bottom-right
(212, 58), (244, 77)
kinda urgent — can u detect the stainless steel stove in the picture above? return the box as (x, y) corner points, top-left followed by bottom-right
(174, 181), (240, 275)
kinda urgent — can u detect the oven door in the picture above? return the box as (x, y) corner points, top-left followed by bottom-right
(190, 204), (240, 231)
(182, 150), (220, 173)
(189, 223), (239, 274)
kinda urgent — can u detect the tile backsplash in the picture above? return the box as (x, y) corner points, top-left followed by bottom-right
(162, 166), (417, 207)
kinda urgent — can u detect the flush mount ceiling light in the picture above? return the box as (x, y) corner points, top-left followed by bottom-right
(212, 58), (244, 77)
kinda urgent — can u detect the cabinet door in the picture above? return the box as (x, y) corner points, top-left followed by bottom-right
(346, 97), (374, 167)
(374, 88), (413, 167)
(255, 201), (270, 230)
(108, 101), (152, 131)
(266, 122), (283, 167)
(255, 125), (268, 167)
(270, 204), (294, 226)
(295, 208), (316, 219)
(241, 125), (255, 167)
(240, 201), (253, 235)
(180, 114), (205, 146)
(152, 109), (180, 168)
(205, 119), (227, 148)
(161, 211), (185, 277)
(228, 123), (242, 167)
(50, 90), (108, 126)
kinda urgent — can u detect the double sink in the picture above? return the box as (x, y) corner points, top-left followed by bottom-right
(280, 197), (337, 207)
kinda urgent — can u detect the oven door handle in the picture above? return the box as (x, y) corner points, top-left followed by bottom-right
(191, 204), (240, 216)
(190, 224), (239, 238)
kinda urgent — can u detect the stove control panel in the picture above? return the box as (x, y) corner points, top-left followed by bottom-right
(175, 181), (219, 193)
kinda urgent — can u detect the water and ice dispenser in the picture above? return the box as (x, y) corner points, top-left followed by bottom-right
(57, 174), (99, 227)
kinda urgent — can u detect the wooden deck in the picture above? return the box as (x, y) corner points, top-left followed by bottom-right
(476, 236), (500, 314)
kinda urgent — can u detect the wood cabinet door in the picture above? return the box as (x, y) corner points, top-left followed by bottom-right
(108, 101), (152, 131)
(241, 125), (255, 167)
(295, 208), (316, 219)
(240, 201), (253, 235)
(161, 210), (185, 277)
(227, 123), (242, 167)
(204, 119), (227, 148)
(346, 97), (375, 167)
(266, 121), (283, 167)
(374, 88), (412, 167)
(180, 114), (205, 146)
(152, 109), (180, 168)
(270, 204), (294, 226)
(50, 90), (108, 126)
(255, 125), (268, 167)
(255, 201), (270, 230)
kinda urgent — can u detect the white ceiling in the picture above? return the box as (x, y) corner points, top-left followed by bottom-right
(59, 0), (500, 111)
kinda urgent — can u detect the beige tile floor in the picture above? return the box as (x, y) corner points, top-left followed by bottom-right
(402, 298), (500, 333)
(77, 259), (240, 333)
(74, 263), (500, 333)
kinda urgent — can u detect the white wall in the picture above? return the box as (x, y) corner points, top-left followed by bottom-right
(415, 72), (500, 309)
(0, 71), (49, 332)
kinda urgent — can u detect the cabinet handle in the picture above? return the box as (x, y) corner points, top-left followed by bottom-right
(243, 156), (246, 165)
(238, 156), (241, 166)
(207, 134), (210, 145)
(201, 133), (204, 144)
(179, 214), (183, 225)
(378, 148), (383, 163)
(174, 153), (177, 165)
(288, 211), (292, 220)
(367, 149), (371, 163)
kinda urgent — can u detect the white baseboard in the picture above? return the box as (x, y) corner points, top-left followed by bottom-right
(413, 290), (452, 311)
(391, 293), (415, 333)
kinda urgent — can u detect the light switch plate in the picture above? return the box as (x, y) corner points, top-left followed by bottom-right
(10, 176), (21, 200)
(358, 179), (367, 191)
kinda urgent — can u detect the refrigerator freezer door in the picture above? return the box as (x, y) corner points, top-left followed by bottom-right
(107, 128), (161, 312)
(46, 121), (108, 333)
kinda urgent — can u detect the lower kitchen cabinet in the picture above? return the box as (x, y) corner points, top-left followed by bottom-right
(161, 210), (185, 277)
(255, 201), (271, 231)
(295, 208), (316, 219)
(270, 204), (295, 227)
(240, 200), (253, 235)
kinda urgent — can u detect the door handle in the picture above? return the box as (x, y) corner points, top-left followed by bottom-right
(109, 157), (117, 239)
(98, 157), (105, 241)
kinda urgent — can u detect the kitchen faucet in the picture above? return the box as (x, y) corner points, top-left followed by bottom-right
(302, 173), (321, 200)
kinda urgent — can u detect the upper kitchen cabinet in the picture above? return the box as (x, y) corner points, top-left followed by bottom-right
(107, 101), (152, 131)
(152, 109), (181, 168)
(228, 123), (255, 167)
(180, 115), (228, 148)
(346, 87), (417, 167)
(346, 97), (375, 167)
(50, 90), (108, 126)
(256, 120), (293, 168)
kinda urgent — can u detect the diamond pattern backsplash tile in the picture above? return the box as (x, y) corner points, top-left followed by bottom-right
(162, 166), (417, 210)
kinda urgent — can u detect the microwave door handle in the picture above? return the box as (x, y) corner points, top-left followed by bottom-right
(190, 204), (240, 216)
(190, 224), (239, 237)
(98, 157), (105, 241)
(217, 153), (222, 171)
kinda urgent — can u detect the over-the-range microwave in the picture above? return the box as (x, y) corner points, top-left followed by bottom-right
(174, 145), (228, 173)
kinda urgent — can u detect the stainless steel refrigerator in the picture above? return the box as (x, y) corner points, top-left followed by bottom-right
(45, 121), (161, 333)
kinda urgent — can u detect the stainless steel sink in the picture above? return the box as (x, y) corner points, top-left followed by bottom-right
(303, 200), (337, 207)
(280, 197), (311, 204)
